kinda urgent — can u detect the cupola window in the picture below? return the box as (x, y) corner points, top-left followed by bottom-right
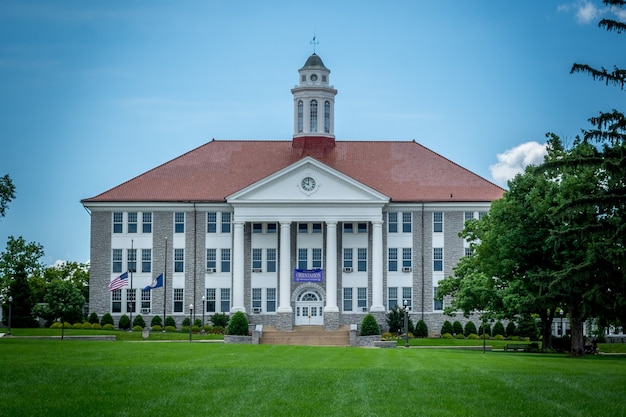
(297, 100), (303, 133)
(324, 101), (330, 133)
(310, 99), (318, 132)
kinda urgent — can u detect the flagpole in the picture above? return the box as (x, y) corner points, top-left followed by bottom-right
(163, 236), (167, 333)
(129, 239), (134, 332)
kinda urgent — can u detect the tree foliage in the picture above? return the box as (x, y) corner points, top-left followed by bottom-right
(0, 174), (15, 218)
(41, 280), (86, 339)
(0, 236), (45, 296)
(359, 313), (381, 336)
(227, 311), (249, 336)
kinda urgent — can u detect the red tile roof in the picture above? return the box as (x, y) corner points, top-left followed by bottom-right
(82, 139), (504, 204)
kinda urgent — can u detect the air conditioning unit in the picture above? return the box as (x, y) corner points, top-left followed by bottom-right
(206, 268), (216, 273)
(141, 308), (151, 314)
(253, 307), (262, 314)
(252, 268), (263, 273)
(402, 266), (412, 272)
(343, 267), (353, 273)
(360, 307), (368, 313)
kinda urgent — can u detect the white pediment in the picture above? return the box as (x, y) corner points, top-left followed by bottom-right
(228, 157), (388, 203)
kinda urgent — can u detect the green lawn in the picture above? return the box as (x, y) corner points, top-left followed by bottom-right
(1, 337), (625, 417)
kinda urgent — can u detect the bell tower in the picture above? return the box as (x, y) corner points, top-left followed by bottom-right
(291, 53), (337, 145)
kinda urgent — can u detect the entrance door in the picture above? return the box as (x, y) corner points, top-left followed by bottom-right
(295, 290), (324, 325)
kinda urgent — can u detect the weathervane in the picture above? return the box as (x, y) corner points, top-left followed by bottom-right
(310, 34), (319, 53)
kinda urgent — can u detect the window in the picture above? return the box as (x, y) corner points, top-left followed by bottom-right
(174, 249), (184, 273)
(267, 223), (277, 234)
(312, 248), (322, 269)
(142, 212), (152, 233)
(141, 289), (151, 310)
(298, 223), (308, 234)
(220, 288), (231, 312)
(402, 212), (412, 233)
(127, 249), (137, 273)
(465, 247), (473, 258)
(434, 287), (443, 311)
(252, 288), (262, 310)
(388, 287), (398, 310)
(173, 288), (184, 313)
(113, 212), (123, 233)
(343, 223), (353, 234)
(343, 248), (353, 269)
(357, 248), (367, 272)
(357, 223), (367, 233)
(221, 249), (231, 273)
(112, 289), (122, 313)
(206, 249), (216, 270)
(112, 249), (122, 273)
(127, 289), (136, 313)
(388, 212), (398, 233)
(388, 248), (398, 272)
(175, 212), (185, 233)
(402, 248), (412, 269)
(267, 249), (277, 273)
(221, 212), (231, 233)
(266, 288), (276, 312)
(324, 100), (330, 133)
(434, 248), (443, 271)
(312, 223), (322, 234)
(357, 287), (367, 310)
(141, 249), (151, 273)
(433, 212), (443, 233)
(298, 248), (308, 270)
(402, 287), (412, 308)
(252, 249), (263, 271)
(253, 223), (263, 234)
(310, 99), (317, 132)
(297, 100), (303, 133)
(343, 287), (353, 311)
(206, 288), (216, 312)
(464, 211), (474, 222)
(127, 212), (137, 233)
(207, 212), (217, 233)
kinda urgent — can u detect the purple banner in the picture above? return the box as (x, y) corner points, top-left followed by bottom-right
(293, 269), (324, 282)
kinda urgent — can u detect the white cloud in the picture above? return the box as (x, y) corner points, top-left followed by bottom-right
(558, 1), (603, 24)
(490, 141), (547, 186)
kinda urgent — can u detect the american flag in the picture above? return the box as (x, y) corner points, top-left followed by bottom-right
(108, 271), (129, 291)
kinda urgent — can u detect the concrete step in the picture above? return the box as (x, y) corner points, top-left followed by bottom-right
(260, 326), (350, 346)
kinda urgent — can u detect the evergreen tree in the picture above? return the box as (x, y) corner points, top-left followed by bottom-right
(440, 320), (453, 335)
(5, 265), (38, 327)
(360, 313), (381, 336)
(492, 321), (505, 337)
(227, 311), (249, 336)
(414, 320), (428, 338)
(463, 321), (477, 337)
(100, 312), (114, 326)
(453, 320), (463, 336)
(151, 315), (163, 327)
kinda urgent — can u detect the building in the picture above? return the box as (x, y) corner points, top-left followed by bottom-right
(81, 52), (504, 332)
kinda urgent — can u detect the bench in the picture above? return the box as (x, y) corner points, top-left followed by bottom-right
(504, 344), (530, 352)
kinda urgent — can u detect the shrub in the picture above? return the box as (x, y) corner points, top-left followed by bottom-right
(88, 312), (99, 324)
(150, 315), (163, 327)
(191, 325), (201, 333)
(211, 326), (226, 334)
(165, 325), (176, 332)
(64, 322), (72, 329)
(151, 325), (162, 332)
(165, 316), (176, 329)
(385, 306), (404, 334)
(479, 333), (490, 339)
(492, 321), (505, 337)
(360, 313), (381, 336)
(210, 313), (229, 328)
(453, 320), (463, 336)
(414, 320), (428, 338)
(82, 322), (93, 329)
(102, 323), (115, 330)
(194, 318), (202, 328)
(506, 321), (516, 337)
(182, 317), (190, 327)
(132, 325), (143, 332)
(464, 321), (477, 337)
(227, 311), (249, 336)
(455, 333), (465, 339)
(441, 320), (453, 335)
(182, 326), (190, 333)
(92, 323), (102, 330)
(478, 322), (492, 337)
(441, 333), (453, 339)
(494, 334), (505, 340)
(467, 333), (479, 339)
(132, 314), (146, 329)
(50, 322), (62, 329)
(101, 313), (114, 327)
(118, 314), (131, 330)
(517, 314), (539, 340)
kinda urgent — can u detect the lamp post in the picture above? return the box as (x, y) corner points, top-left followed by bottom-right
(201, 296), (206, 334)
(7, 296), (13, 337)
(189, 304), (193, 342)
(559, 309), (564, 337)
(403, 299), (409, 348)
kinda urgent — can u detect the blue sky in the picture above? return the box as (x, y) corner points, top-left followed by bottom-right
(0, 1), (623, 266)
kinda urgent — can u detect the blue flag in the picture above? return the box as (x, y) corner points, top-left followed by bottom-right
(143, 274), (163, 291)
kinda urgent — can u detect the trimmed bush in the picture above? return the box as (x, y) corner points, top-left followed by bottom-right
(441, 320), (453, 335)
(132, 325), (143, 332)
(414, 320), (428, 338)
(478, 323), (492, 337)
(64, 322), (72, 329)
(479, 333), (490, 339)
(455, 333), (465, 339)
(71, 322), (83, 329)
(467, 333), (479, 339)
(165, 325), (176, 332)
(50, 322), (62, 329)
(194, 318), (202, 328)
(494, 334), (505, 340)
(88, 312), (99, 324)
(227, 311), (249, 336)
(150, 315), (163, 327)
(92, 323), (102, 330)
(182, 326), (190, 333)
(132, 314), (146, 329)
(493, 321), (505, 337)
(464, 321), (477, 337)
(82, 322), (93, 329)
(506, 321), (516, 337)
(210, 313), (229, 328)
(118, 314), (131, 330)
(182, 317), (190, 327)
(102, 323), (115, 330)
(165, 316), (176, 329)
(360, 313), (381, 336)
(101, 313), (114, 327)
(453, 320), (463, 336)
(191, 325), (201, 333)
(385, 306), (404, 334)
(151, 325), (162, 332)
(441, 333), (453, 339)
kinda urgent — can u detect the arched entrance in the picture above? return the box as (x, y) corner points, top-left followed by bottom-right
(295, 290), (324, 325)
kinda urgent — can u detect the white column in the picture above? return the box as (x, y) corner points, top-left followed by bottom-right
(231, 221), (245, 312)
(371, 220), (385, 311)
(278, 221), (292, 312)
(325, 221), (339, 312)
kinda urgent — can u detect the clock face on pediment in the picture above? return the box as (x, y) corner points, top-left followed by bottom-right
(300, 176), (316, 192)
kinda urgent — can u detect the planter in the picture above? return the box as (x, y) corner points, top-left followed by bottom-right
(224, 335), (253, 344)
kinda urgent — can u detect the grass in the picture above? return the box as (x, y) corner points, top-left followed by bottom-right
(1, 335), (625, 417)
